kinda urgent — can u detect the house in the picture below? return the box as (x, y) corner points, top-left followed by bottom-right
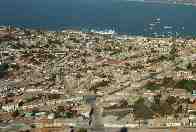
(188, 110), (196, 127)
(2, 104), (18, 112)
(166, 122), (181, 127)
(169, 89), (190, 99)
(143, 90), (160, 103)
(192, 90), (196, 96)
(147, 119), (166, 128)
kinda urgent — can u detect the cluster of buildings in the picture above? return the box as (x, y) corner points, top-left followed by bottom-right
(1, 26), (196, 131)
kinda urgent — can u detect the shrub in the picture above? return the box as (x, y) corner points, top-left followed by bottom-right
(144, 82), (160, 91)
(175, 80), (196, 92)
(11, 110), (20, 118)
(0, 63), (9, 78)
(0, 63), (9, 72)
(77, 128), (87, 132)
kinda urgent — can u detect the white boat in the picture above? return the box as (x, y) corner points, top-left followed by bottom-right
(154, 21), (161, 24)
(163, 26), (173, 29)
(90, 29), (116, 35)
(182, 26), (185, 30)
(149, 27), (153, 30)
(149, 23), (156, 26)
(156, 18), (161, 21)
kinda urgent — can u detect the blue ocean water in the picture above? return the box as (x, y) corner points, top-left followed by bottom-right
(0, 0), (196, 37)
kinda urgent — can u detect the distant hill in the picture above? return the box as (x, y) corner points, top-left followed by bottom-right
(144, 0), (196, 5)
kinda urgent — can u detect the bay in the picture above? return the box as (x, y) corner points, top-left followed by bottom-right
(0, 0), (196, 37)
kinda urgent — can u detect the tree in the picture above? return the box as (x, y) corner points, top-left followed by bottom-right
(120, 127), (128, 132)
(169, 42), (178, 60)
(31, 107), (39, 116)
(11, 110), (20, 118)
(77, 128), (87, 132)
(166, 96), (177, 105)
(175, 80), (196, 92)
(160, 102), (173, 117)
(18, 101), (24, 107)
(57, 105), (65, 113)
(133, 97), (153, 119)
(0, 63), (9, 78)
(48, 94), (60, 100)
(144, 81), (160, 91)
(162, 77), (175, 88)
(187, 62), (192, 70)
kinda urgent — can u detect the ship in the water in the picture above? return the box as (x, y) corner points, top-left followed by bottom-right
(90, 29), (116, 35)
(163, 26), (173, 29)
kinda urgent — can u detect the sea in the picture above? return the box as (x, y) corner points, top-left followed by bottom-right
(0, 0), (196, 37)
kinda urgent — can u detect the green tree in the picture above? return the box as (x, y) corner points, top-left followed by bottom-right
(144, 81), (160, 91)
(11, 110), (20, 118)
(169, 42), (178, 60)
(175, 80), (196, 92)
(133, 97), (153, 119)
(77, 128), (87, 132)
(166, 96), (177, 105)
(160, 102), (173, 116)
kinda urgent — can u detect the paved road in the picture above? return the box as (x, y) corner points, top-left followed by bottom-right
(32, 127), (196, 132)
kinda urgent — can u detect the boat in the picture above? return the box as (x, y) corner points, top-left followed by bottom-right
(149, 27), (153, 30)
(156, 18), (161, 21)
(149, 23), (156, 26)
(163, 26), (173, 29)
(90, 29), (116, 35)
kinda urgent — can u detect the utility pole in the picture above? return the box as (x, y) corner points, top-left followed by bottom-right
(87, 90), (104, 132)
(89, 102), (104, 132)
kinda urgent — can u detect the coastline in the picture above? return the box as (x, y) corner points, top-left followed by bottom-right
(1, 25), (195, 39)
